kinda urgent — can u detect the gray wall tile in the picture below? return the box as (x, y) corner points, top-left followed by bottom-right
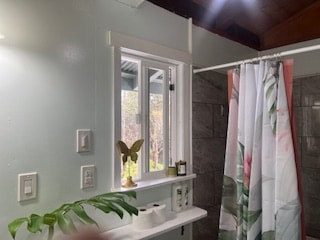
(192, 70), (227, 240)
(193, 206), (220, 239)
(295, 76), (320, 237)
(193, 71), (227, 104)
(193, 173), (215, 207)
(302, 107), (320, 136)
(192, 103), (214, 138)
(293, 79), (301, 107)
(294, 107), (302, 137)
(214, 171), (223, 206)
(213, 105), (228, 138)
(304, 196), (320, 238)
(301, 167), (320, 199)
(297, 136), (302, 167)
(301, 137), (320, 168)
(301, 76), (320, 106)
(193, 138), (226, 174)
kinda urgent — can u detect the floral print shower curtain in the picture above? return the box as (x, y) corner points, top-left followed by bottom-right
(219, 60), (302, 240)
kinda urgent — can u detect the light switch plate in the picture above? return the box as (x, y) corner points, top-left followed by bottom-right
(76, 129), (92, 153)
(18, 172), (37, 202)
(81, 165), (95, 189)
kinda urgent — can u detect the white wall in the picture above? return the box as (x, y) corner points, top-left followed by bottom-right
(192, 26), (257, 68)
(194, 28), (320, 78)
(260, 38), (320, 78)
(0, 0), (257, 239)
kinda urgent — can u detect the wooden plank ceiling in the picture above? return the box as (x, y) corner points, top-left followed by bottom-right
(147, 0), (320, 50)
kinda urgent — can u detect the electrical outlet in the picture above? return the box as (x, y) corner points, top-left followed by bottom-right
(81, 165), (95, 189)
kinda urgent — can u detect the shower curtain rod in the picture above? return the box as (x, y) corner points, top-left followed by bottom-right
(193, 44), (320, 74)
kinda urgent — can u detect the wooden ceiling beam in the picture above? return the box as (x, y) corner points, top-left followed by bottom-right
(148, 0), (261, 49)
(261, 1), (320, 50)
(147, 0), (319, 50)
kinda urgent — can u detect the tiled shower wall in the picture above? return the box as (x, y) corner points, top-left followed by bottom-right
(192, 72), (320, 239)
(192, 70), (228, 239)
(294, 76), (320, 239)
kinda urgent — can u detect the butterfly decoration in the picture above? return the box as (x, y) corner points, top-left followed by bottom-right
(117, 139), (144, 165)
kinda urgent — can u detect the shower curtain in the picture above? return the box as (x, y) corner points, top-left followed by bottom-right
(219, 60), (303, 240)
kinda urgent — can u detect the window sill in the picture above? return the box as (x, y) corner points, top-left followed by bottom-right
(111, 174), (197, 192)
(102, 206), (207, 240)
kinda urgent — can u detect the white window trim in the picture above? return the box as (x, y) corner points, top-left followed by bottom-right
(140, 58), (171, 180)
(108, 31), (192, 190)
(108, 31), (192, 65)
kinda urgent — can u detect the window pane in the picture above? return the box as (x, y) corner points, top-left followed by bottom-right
(148, 68), (165, 172)
(121, 59), (140, 180)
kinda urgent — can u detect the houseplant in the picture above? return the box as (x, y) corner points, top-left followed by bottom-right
(8, 191), (138, 240)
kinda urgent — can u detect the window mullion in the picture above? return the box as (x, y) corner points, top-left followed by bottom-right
(169, 67), (177, 166)
(136, 59), (143, 180)
(163, 68), (169, 171)
(141, 64), (150, 175)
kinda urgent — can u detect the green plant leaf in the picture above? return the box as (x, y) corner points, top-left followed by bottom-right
(43, 213), (57, 227)
(106, 201), (124, 218)
(90, 199), (124, 219)
(53, 203), (74, 215)
(56, 213), (77, 234)
(71, 204), (98, 227)
(86, 200), (111, 215)
(8, 217), (28, 239)
(95, 191), (138, 216)
(109, 199), (139, 216)
(8, 191), (138, 240)
(27, 214), (44, 233)
(124, 190), (137, 199)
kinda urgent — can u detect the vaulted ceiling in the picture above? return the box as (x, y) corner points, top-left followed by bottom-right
(147, 0), (320, 50)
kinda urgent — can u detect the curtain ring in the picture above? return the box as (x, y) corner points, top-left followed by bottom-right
(235, 64), (239, 72)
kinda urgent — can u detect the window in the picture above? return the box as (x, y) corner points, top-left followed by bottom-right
(120, 55), (176, 181)
(109, 31), (191, 190)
